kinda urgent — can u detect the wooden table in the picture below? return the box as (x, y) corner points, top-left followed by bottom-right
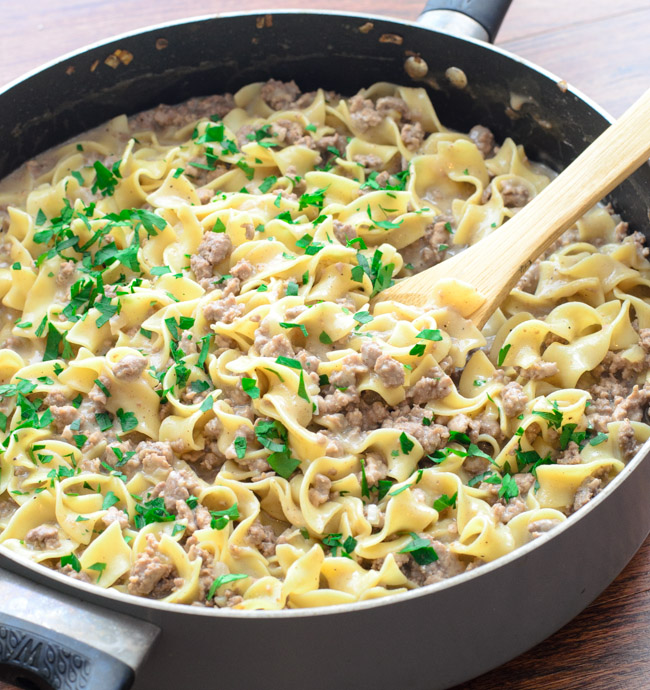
(1, 2), (649, 689)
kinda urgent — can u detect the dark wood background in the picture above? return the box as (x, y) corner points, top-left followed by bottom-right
(1, 1), (649, 689)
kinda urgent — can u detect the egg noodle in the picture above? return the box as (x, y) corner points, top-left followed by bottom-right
(0, 81), (648, 609)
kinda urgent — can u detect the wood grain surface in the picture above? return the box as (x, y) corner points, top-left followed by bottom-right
(1, 2), (649, 690)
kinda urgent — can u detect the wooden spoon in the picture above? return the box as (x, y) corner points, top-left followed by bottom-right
(379, 88), (650, 328)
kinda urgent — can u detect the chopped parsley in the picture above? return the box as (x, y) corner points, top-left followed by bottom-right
(279, 322), (308, 337)
(241, 377), (260, 399)
(208, 573), (248, 599)
(416, 329), (442, 341)
(322, 533), (357, 558)
(233, 436), (247, 459)
(116, 408), (137, 432)
(497, 344), (511, 367)
(399, 533), (438, 565)
(399, 432), (414, 454)
(433, 492), (458, 511)
(354, 249), (395, 296)
(60, 553), (81, 572)
(353, 311), (373, 326)
(255, 419), (300, 478)
(275, 356), (302, 370)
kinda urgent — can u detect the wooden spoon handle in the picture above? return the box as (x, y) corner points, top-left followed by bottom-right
(382, 88), (650, 327)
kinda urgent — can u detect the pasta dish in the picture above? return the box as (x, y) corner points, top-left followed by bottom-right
(0, 80), (647, 609)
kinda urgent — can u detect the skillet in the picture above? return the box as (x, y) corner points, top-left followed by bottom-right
(1, 2), (650, 688)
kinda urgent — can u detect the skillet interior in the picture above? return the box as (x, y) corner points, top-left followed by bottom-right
(1, 11), (650, 690)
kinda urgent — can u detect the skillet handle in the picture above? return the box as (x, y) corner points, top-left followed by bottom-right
(418, 0), (513, 42)
(0, 564), (159, 690)
(0, 612), (134, 690)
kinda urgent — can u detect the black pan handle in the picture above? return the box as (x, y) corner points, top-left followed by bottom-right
(0, 563), (159, 690)
(418, 0), (513, 43)
(0, 613), (134, 690)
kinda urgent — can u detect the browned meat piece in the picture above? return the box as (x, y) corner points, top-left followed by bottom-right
(160, 470), (201, 513)
(270, 119), (313, 147)
(639, 329), (650, 354)
(626, 231), (650, 259)
(400, 216), (453, 272)
(316, 387), (360, 416)
(191, 232), (233, 288)
(128, 534), (177, 597)
(516, 259), (540, 293)
(222, 279), (241, 298)
(247, 520), (278, 558)
(175, 502), (210, 534)
(129, 94), (235, 131)
(113, 355), (147, 381)
(236, 123), (258, 148)
(514, 473), (535, 495)
(203, 417), (222, 441)
(462, 454), (489, 477)
(353, 154), (384, 171)
(285, 305), (307, 320)
(59, 565), (92, 582)
(500, 179), (530, 207)
(447, 413), (481, 442)
(493, 497), (527, 524)
(476, 413), (503, 442)
(177, 334), (197, 357)
(56, 260), (76, 288)
(308, 473), (332, 506)
(519, 359), (559, 381)
(528, 518), (562, 538)
(343, 398), (390, 430)
(49, 402), (78, 433)
(407, 370), (453, 404)
(400, 122), (425, 151)
(261, 79), (301, 111)
(364, 452), (388, 487)
(186, 540), (217, 600)
(596, 350), (648, 380)
(384, 416), (449, 455)
(230, 259), (254, 282)
(204, 295), (244, 325)
(376, 96), (411, 119)
(332, 220), (357, 244)
(398, 539), (467, 585)
(361, 341), (382, 369)
(101, 506), (130, 529)
(196, 188), (214, 205)
(257, 334), (293, 359)
(329, 354), (368, 388)
(556, 441), (582, 465)
(348, 94), (383, 132)
(613, 384), (650, 423)
(25, 525), (60, 550)
(88, 375), (111, 409)
(361, 171), (391, 192)
(137, 441), (174, 474)
(572, 475), (602, 512)
(500, 382), (528, 417)
(374, 354), (405, 388)
(618, 419), (640, 461)
(42, 390), (68, 408)
(468, 125), (495, 158)
(587, 385), (625, 432)
(314, 133), (347, 159)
